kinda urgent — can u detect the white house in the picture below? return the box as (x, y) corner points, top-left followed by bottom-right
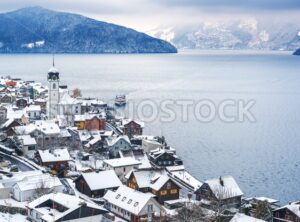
(103, 185), (164, 222)
(103, 157), (141, 182)
(25, 105), (41, 120)
(27, 192), (108, 222)
(105, 135), (132, 157)
(17, 135), (37, 158)
(14, 120), (61, 149)
(12, 174), (64, 202)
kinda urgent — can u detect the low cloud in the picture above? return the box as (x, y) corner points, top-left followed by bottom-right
(0, 0), (299, 31)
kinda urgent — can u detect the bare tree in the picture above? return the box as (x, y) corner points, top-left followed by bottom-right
(72, 88), (82, 98)
(34, 179), (49, 199)
(166, 203), (213, 222)
(255, 200), (273, 222)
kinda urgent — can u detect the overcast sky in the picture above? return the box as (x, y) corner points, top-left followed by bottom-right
(0, 0), (300, 31)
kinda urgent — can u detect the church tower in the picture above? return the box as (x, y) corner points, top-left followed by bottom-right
(47, 57), (60, 119)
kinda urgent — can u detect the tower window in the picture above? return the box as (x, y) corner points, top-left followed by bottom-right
(53, 83), (56, 89)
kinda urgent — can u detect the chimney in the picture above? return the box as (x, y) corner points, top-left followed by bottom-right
(219, 176), (224, 186)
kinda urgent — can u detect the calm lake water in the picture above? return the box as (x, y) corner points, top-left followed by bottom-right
(0, 50), (299, 203)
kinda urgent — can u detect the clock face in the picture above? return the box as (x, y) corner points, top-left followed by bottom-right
(52, 75), (57, 80)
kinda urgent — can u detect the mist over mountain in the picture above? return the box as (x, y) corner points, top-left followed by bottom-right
(148, 19), (300, 51)
(0, 7), (177, 53)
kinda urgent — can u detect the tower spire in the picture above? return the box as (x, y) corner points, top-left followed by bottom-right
(52, 54), (55, 67)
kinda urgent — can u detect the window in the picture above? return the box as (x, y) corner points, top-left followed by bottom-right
(170, 189), (178, 194)
(134, 202), (139, 207)
(160, 190), (167, 196)
(166, 182), (171, 189)
(147, 204), (153, 212)
(53, 83), (56, 89)
(127, 199), (132, 204)
(116, 194), (121, 199)
(122, 197), (126, 202)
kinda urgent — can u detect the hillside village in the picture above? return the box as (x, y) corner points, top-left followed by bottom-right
(0, 63), (298, 222)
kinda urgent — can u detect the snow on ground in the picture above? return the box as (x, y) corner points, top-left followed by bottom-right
(0, 198), (28, 209)
(0, 212), (28, 222)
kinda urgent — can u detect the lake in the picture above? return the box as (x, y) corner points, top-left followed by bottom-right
(0, 50), (299, 203)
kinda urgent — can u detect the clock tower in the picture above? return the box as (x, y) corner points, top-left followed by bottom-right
(47, 57), (60, 119)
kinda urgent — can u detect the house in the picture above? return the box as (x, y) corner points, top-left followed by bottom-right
(127, 169), (181, 204)
(27, 192), (108, 222)
(34, 98), (47, 112)
(74, 170), (122, 198)
(74, 113), (106, 131)
(16, 98), (28, 108)
(84, 114), (106, 131)
(1, 118), (22, 136)
(0, 94), (14, 103)
(17, 135), (37, 158)
(36, 148), (70, 177)
(25, 105), (41, 120)
(103, 185), (164, 222)
(103, 157), (141, 182)
(230, 213), (266, 222)
(0, 105), (7, 124)
(84, 136), (103, 151)
(243, 197), (280, 217)
(105, 135), (132, 157)
(273, 201), (300, 222)
(195, 176), (243, 210)
(119, 148), (152, 169)
(14, 121), (61, 149)
(121, 119), (144, 137)
(34, 121), (60, 149)
(12, 174), (63, 202)
(141, 136), (163, 153)
(149, 146), (183, 167)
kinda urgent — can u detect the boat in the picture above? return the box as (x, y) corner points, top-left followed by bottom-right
(115, 95), (126, 106)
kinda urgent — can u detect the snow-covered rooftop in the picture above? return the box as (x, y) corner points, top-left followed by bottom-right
(204, 176), (243, 199)
(35, 120), (60, 135)
(103, 185), (157, 215)
(14, 174), (62, 191)
(17, 135), (36, 145)
(38, 148), (70, 163)
(106, 135), (131, 147)
(79, 170), (122, 191)
(104, 157), (141, 168)
(48, 66), (59, 74)
(25, 105), (41, 112)
(28, 192), (107, 222)
(127, 170), (175, 191)
(230, 213), (266, 222)
(276, 201), (300, 218)
(121, 119), (145, 128)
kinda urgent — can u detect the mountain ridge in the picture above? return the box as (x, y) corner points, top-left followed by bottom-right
(293, 48), (300, 55)
(148, 20), (300, 51)
(0, 6), (177, 53)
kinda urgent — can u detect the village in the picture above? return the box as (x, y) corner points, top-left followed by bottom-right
(0, 62), (298, 222)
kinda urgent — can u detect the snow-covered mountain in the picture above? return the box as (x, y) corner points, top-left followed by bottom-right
(148, 19), (300, 51)
(0, 7), (177, 53)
